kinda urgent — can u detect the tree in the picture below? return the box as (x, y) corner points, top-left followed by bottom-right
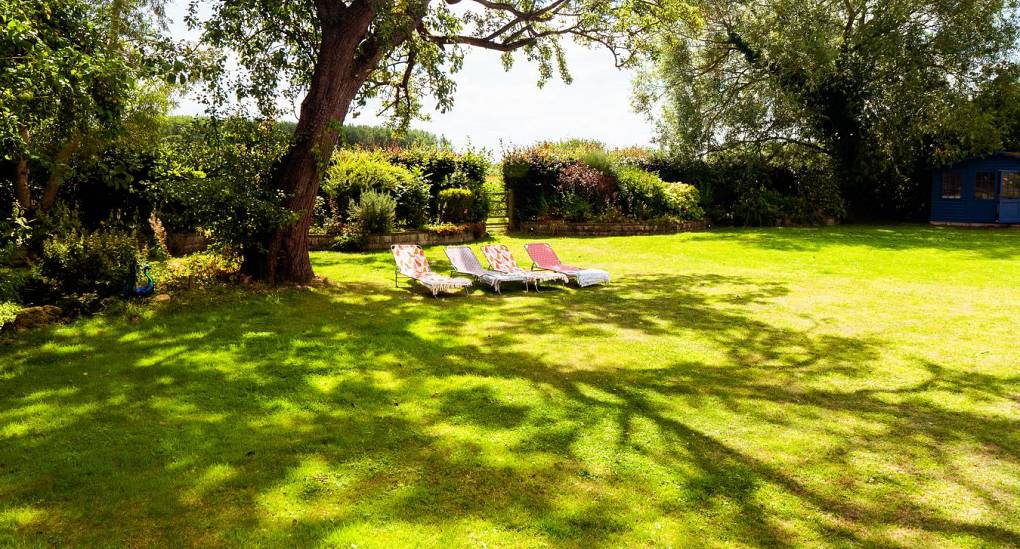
(636, 0), (1020, 218)
(189, 0), (698, 283)
(1, 0), (172, 216)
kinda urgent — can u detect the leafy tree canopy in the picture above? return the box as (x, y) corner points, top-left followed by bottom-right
(635, 0), (1020, 217)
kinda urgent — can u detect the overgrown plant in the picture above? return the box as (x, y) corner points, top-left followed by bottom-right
(347, 191), (397, 235)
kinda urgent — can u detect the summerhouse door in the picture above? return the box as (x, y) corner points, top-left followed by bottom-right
(1000, 172), (1020, 224)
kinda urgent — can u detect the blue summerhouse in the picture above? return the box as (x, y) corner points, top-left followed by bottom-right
(931, 152), (1020, 225)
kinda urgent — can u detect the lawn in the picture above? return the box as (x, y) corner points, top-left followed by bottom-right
(2, 226), (1019, 547)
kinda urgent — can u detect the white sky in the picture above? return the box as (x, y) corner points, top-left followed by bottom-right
(166, 2), (654, 155)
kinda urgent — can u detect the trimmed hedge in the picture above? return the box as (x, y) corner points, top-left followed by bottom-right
(502, 141), (704, 224)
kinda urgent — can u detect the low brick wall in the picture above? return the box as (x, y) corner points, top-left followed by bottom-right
(309, 226), (484, 251)
(516, 220), (706, 237)
(365, 229), (479, 250)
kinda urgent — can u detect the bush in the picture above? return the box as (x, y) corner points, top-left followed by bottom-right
(616, 167), (672, 220)
(158, 252), (240, 292)
(733, 185), (787, 226)
(391, 147), (491, 222)
(39, 228), (142, 298)
(393, 176), (431, 229)
(145, 118), (295, 253)
(503, 141), (706, 224)
(437, 188), (474, 223)
(643, 150), (844, 226)
(323, 150), (430, 229)
(665, 182), (706, 220)
(0, 203), (31, 264)
(556, 162), (618, 217)
(348, 191), (397, 235)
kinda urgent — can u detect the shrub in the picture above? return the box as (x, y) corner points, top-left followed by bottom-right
(323, 150), (430, 228)
(665, 183), (706, 220)
(145, 118), (295, 254)
(391, 147), (491, 222)
(557, 162), (616, 213)
(642, 150), (844, 226)
(39, 228), (142, 298)
(393, 176), (431, 229)
(348, 191), (397, 235)
(616, 167), (672, 220)
(158, 252), (241, 292)
(0, 301), (18, 329)
(437, 188), (474, 223)
(733, 185), (787, 226)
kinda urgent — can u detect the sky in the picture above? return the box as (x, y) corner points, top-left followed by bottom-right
(166, 3), (656, 155)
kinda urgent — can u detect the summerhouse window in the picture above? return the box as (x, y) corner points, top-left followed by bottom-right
(975, 172), (996, 199)
(941, 171), (962, 199)
(1003, 172), (1020, 199)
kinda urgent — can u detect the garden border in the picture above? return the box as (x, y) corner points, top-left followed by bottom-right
(515, 220), (706, 237)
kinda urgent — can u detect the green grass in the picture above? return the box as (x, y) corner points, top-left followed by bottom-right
(2, 225), (1019, 547)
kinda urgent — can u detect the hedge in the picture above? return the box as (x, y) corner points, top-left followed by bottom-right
(502, 141), (704, 224)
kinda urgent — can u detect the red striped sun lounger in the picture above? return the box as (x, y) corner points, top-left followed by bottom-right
(523, 243), (611, 287)
(481, 244), (568, 290)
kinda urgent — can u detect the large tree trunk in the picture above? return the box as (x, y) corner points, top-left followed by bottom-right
(13, 127), (31, 211)
(241, 16), (373, 284)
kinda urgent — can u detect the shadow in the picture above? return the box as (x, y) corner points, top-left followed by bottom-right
(0, 266), (1018, 546)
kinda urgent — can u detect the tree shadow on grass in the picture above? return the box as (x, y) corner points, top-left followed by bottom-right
(0, 273), (1017, 546)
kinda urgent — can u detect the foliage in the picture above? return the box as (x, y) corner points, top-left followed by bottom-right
(392, 147), (491, 223)
(189, 0), (697, 123)
(423, 222), (474, 235)
(503, 141), (704, 223)
(645, 150), (844, 226)
(39, 227), (141, 298)
(437, 188), (474, 223)
(0, 300), (18, 328)
(330, 229), (368, 253)
(0, 203), (32, 262)
(324, 147), (490, 228)
(665, 182), (705, 220)
(1, 0), (175, 214)
(347, 191), (397, 236)
(158, 252), (241, 292)
(145, 118), (296, 252)
(636, 0), (1020, 219)
(323, 149), (431, 230)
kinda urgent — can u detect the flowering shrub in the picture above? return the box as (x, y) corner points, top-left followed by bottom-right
(503, 141), (704, 224)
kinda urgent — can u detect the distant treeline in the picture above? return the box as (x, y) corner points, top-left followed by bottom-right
(163, 116), (448, 150)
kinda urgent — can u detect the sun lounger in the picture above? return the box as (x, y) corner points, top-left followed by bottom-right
(391, 244), (472, 297)
(444, 246), (528, 294)
(481, 244), (568, 290)
(523, 242), (610, 287)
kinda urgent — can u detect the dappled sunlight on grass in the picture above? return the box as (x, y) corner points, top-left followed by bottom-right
(0, 226), (1018, 545)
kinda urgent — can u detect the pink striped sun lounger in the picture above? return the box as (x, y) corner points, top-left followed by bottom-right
(391, 244), (472, 297)
(523, 243), (611, 287)
(481, 244), (568, 291)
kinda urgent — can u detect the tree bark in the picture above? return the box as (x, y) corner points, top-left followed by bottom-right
(13, 126), (31, 211)
(39, 137), (80, 212)
(240, 8), (376, 283)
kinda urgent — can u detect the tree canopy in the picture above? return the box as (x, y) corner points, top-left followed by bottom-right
(636, 0), (1020, 217)
(182, 0), (699, 283)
